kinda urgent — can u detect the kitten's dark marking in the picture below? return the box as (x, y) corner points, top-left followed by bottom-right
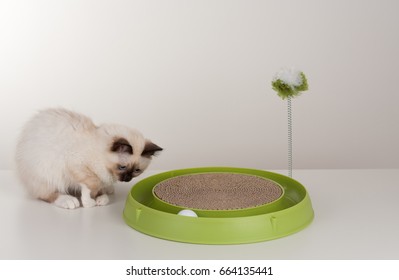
(142, 142), (163, 157)
(111, 138), (133, 154)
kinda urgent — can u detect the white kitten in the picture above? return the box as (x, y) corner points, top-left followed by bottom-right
(15, 108), (162, 209)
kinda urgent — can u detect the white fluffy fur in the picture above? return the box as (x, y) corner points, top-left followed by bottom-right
(273, 67), (303, 86)
(15, 108), (159, 209)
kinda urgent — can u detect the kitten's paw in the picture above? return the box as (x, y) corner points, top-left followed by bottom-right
(81, 197), (96, 208)
(96, 194), (109, 206)
(54, 195), (80, 209)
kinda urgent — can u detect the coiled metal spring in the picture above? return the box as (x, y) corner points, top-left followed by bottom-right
(287, 97), (292, 178)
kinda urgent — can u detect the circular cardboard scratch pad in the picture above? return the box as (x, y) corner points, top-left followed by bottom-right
(123, 167), (314, 244)
(153, 173), (283, 210)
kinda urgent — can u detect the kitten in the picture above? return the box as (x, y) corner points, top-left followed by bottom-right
(15, 108), (162, 209)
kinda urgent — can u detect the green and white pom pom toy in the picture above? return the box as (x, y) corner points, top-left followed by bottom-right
(272, 67), (309, 178)
(272, 67), (308, 99)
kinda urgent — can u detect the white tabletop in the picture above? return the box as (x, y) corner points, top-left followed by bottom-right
(1, 169), (398, 260)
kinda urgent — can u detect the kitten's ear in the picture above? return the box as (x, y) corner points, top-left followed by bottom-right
(111, 138), (133, 154)
(142, 141), (163, 157)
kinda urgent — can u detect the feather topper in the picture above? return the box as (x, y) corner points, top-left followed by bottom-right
(272, 67), (308, 99)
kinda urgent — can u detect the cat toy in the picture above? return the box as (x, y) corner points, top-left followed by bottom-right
(272, 67), (308, 178)
(122, 68), (314, 244)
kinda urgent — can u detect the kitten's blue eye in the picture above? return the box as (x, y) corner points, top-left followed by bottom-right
(118, 165), (127, 171)
(134, 169), (141, 173)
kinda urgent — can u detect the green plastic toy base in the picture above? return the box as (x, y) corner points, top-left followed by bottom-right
(123, 167), (314, 244)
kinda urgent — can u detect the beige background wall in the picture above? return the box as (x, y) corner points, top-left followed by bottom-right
(1, 0), (398, 170)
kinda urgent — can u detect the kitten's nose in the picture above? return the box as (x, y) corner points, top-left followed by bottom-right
(121, 173), (133, 182)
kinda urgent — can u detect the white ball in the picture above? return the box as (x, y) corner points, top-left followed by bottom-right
(177, 209), (198, 217)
